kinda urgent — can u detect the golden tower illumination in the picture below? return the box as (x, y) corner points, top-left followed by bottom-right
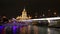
(16, 8), (31, 21)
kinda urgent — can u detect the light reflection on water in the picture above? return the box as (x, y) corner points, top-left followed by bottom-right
(47, 28), (60, 34)
(0, 25), (60, 34)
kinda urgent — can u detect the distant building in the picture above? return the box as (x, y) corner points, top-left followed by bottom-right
(16, 8), (31, 21)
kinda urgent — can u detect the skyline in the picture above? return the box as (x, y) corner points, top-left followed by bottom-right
(0, 0), (60, 18)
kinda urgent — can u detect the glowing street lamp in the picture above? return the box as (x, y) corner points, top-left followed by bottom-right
(54, 12), (56, 15)
(42, 14), (45, 17)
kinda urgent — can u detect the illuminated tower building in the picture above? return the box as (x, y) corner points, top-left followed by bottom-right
(16, 8), (31, 21)
(21, 8), (28, 20)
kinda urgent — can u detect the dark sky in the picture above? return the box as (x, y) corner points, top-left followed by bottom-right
(0, 0), (60, 18)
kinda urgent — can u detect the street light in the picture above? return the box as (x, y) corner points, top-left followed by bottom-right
(54, 12), (56, 15)
(42, 14), (45, 17)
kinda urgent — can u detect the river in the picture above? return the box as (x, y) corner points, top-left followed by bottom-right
(0, 25), (60, 34)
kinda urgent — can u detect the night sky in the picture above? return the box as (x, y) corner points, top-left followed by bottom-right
(0, 0), (60, 18)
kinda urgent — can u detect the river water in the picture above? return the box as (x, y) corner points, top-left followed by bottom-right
(0, 25), (60, 34)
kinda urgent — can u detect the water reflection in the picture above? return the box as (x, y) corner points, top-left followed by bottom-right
(0, 25), (60, 34)
(33, 25), (38, 34)
(47, 28), (60, 34)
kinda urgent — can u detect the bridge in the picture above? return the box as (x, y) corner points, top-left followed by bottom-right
(20, 17), (60, 22)
(19, 17), (60, 26)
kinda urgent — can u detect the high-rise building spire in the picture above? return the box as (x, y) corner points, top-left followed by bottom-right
(23, 8), (25, 11)
(16, 0), (31, 22)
